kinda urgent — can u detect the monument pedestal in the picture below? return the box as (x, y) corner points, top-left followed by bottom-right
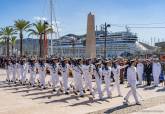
(85, 12), (96, 58)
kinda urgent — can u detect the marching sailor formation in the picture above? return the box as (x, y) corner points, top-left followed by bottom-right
(1, 56), (165, 105)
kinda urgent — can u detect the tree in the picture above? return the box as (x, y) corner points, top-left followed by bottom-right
(0, 38), (6, 55)
(14, 19), (30, 57)
(0, 26), (16, 57)
(28, 21), (52, 58)
(0, 39), (5, 45)
(10, 36), (17, 55)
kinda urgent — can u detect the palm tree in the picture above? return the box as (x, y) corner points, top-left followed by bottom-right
(14, 19), (30, 57)
(28, 21), (52, 58)
(0, 26), (16, 57)
(0, 38), (6, 55)
(10, 36), (17, 55)
(0, 39), (5, 45)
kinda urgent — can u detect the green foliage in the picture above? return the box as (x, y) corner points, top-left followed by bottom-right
(28, 21), (52, 37)
(0, 39), (5, 45)
(10, 36), (17, 45)
(14, 19), (30, 32)
(0, 26), (16, 39)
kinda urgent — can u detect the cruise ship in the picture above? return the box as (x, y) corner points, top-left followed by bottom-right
(52, 28), (150, 58)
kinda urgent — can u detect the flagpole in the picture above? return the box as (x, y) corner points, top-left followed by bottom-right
(50, 0), (53, 56)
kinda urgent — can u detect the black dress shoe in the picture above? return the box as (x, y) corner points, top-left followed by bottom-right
(65, 92), (69, 95)
(80, 95), (84, 97)
(52, 89), (56, 92)
(32, 85), (35, 87)
(73, 91), (78, 95)
(120, 82), (124, 84)
(136, 102), (141, 105)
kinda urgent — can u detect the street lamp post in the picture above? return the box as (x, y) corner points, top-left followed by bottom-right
(104, 22), (111, 58)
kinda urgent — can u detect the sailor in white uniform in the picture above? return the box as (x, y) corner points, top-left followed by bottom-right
(15, 59), (20, 81)
(5, 59), (12, 82)
(74, 59), (84, 97)
(29, 58), (37, 87)
(82, 59), (94, 95)
(59, 58), (70, 94)
(11, 59), (17, 83)
(48, 58), (60, 91)
(37, 59), (47, 89)
(136, 59), (144, 85)
(152, 58), (162, 87)
(69, 60), (79, 92)
(19, 58), (28, 85)
(102, 60), (112, 98)
(93, 62), (103, 99)
(111, 60), (127, 97)
(124, 60), (141, 105)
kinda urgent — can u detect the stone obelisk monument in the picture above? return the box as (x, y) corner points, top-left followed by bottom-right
(86, 12), (96, 58)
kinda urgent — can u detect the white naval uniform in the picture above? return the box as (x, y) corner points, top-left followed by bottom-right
(71, 65), (79, 91)
(111, 65), (122, 96)
(94, 67), (103, 99)
(17, 63), (21, 80)
(16, 63), (20, 81)
(136, 63), (144, 85)
(82, 64), (93, 94)
(125, 66), (140, 104)
(48, 63), (60, 89)
(102, 67), (112, 97)
(19, 63), (28, 83)
(11, 63), (17, 82)
(6, 63), (12, 81)
(74, 65), (84, 96)
(29, 63), (37, 86)
(60, 64), (69, 93)
(37, 63), (47, 88)
(152, 62), (162, 86)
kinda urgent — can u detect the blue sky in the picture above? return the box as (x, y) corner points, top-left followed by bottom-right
(1, 0), (165, 44)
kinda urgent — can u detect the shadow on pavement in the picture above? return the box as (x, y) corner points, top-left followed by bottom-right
(31, 92), (64, 100)
(23, 90), (54, 96)
(137, 85), (147, 88)
(69, 97), (110, 107)
(44, 94), (82, 104)
(156, 87), (165, 92)
(11, 87), (45, 93)
(4, 86), (29, 90)
(104, 104), (137, 114)
(143, 85), (156, 90)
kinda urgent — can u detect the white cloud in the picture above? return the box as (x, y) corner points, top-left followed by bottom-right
(52, 21), (60, 25)
(33, 16), (48, 22)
